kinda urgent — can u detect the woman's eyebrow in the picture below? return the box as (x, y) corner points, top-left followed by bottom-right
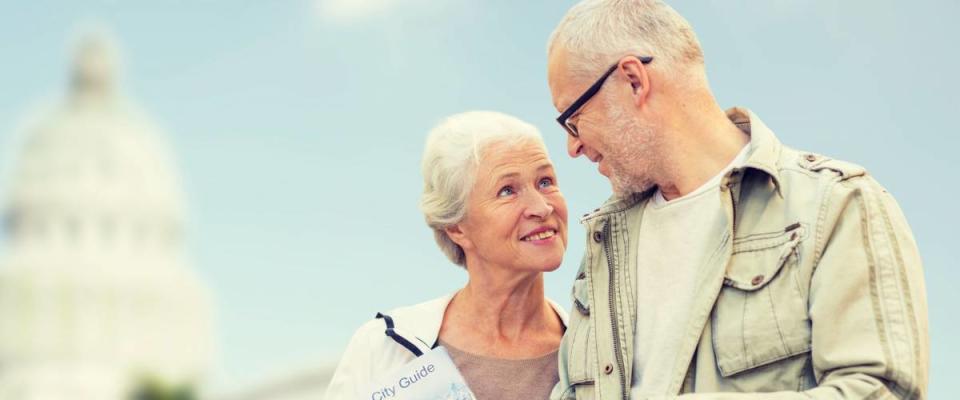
(494, 171), (521, 182)
(492, 161), (554, 182)
(537, 162), (555, 172)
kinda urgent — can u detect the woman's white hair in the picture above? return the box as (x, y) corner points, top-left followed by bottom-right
(419, 111), (544, 267)
(548, 0), (705, 82)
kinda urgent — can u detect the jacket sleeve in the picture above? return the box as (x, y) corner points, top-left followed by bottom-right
(652, 175), (929, 400)
(324, 320), (381, 400)
(551, 305), (578, 400)
(551, 252), (591, 400)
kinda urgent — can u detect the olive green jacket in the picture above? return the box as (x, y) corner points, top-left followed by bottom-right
(552, 108), (928, 400)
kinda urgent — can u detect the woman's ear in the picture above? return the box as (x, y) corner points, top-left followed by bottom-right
(445, 224), (474, 252)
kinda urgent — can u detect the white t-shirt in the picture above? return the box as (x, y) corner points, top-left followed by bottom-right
(630, 143), (750, 397)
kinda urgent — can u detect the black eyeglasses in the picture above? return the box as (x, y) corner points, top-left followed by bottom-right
(556, 55), (654, 138)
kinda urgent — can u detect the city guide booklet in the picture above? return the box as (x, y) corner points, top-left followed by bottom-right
(364, 346), (476, 400)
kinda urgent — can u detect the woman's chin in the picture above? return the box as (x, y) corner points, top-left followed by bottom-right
(522, 254), (564, 272)
(541, 261), (563, 272)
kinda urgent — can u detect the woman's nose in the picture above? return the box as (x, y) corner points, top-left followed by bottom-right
(523, 191), (554, 219)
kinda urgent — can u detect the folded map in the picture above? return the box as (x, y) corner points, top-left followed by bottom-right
(364, 346), (476, 400)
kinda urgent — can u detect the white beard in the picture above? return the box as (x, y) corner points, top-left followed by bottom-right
(601, 99), (662, 198)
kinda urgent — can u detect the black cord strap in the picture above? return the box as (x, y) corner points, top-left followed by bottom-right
(376, 312), (424, 357)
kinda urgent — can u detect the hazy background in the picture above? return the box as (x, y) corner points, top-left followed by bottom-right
(0, 0), (956, 396)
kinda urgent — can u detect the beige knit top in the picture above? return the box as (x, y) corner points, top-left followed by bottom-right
(439, 340), (560, 400)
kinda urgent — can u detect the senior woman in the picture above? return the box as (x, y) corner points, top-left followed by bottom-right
(325, 111), (569, 399)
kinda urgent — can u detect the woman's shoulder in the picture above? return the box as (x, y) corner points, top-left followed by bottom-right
(349, 293), (455, 347)
(545, 296), (570, 327)
(382, 293), (454, 323)
(327, 295), (454, 399)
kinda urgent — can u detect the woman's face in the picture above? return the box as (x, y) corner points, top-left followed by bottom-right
(450, 139), (568, 273)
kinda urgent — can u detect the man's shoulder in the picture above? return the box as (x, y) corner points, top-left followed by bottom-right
(774, 144), (870, 185)
(771, 144), (896, 222)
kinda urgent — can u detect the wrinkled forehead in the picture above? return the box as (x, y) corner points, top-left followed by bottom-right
(547, 48), (589, 112)
(481, 137), (549, 162)
(477, 140), (552, 175)
(547, 47), (578, 112)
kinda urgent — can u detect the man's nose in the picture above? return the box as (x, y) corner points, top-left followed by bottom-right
(567, 134), (583, 158)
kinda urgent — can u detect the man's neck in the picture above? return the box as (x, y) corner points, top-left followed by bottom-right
(657, 105), (749, 201)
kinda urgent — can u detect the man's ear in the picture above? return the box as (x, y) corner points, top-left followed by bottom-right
(618, 56), (651, 108)
(445, 224), (473, 252)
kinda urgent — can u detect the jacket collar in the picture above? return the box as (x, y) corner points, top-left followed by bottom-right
(727, 107), (784, 195)
(582, 107), (785, 222)
(387, 291), (570, 353)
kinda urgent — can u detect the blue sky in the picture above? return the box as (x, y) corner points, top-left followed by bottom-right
(0, 0), (957, 396)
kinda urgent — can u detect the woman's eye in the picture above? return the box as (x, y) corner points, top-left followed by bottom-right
(497, 186), (515, 197)
(538, 177), (555, 189)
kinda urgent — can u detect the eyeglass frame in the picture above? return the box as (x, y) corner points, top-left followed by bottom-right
(555, 55), (654, 138)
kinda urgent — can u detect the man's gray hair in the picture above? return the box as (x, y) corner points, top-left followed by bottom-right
(548, 0), (705, 81)
(419, 111), (545, 267)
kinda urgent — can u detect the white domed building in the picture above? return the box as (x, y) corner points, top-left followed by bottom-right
(0, 35), (214, 399)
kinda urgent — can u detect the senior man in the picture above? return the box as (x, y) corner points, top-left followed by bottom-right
(546, 1), (928, 399)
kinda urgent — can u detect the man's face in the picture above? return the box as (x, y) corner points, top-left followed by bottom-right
(547, 48), (661, 197)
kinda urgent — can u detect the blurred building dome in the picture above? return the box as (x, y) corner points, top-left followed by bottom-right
(0, 33), (214, 400)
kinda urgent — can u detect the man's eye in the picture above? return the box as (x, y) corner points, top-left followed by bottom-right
(538, 177), (555, 189)
(497, 186), (515, 197)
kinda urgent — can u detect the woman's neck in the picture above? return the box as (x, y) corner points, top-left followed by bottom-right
(459, 274), (547, 338)
(439, 267), (563, 358)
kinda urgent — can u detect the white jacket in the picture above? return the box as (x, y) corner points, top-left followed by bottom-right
(324, 292), (569, 400)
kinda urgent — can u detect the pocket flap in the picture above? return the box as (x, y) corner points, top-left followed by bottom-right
(725, 224), (805, 291)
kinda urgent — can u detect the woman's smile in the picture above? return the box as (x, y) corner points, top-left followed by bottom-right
(520, 227), (559, 244)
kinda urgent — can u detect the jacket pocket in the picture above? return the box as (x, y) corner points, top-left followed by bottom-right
(561, 325), (596, 400)
(712, 224), (811, 377)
